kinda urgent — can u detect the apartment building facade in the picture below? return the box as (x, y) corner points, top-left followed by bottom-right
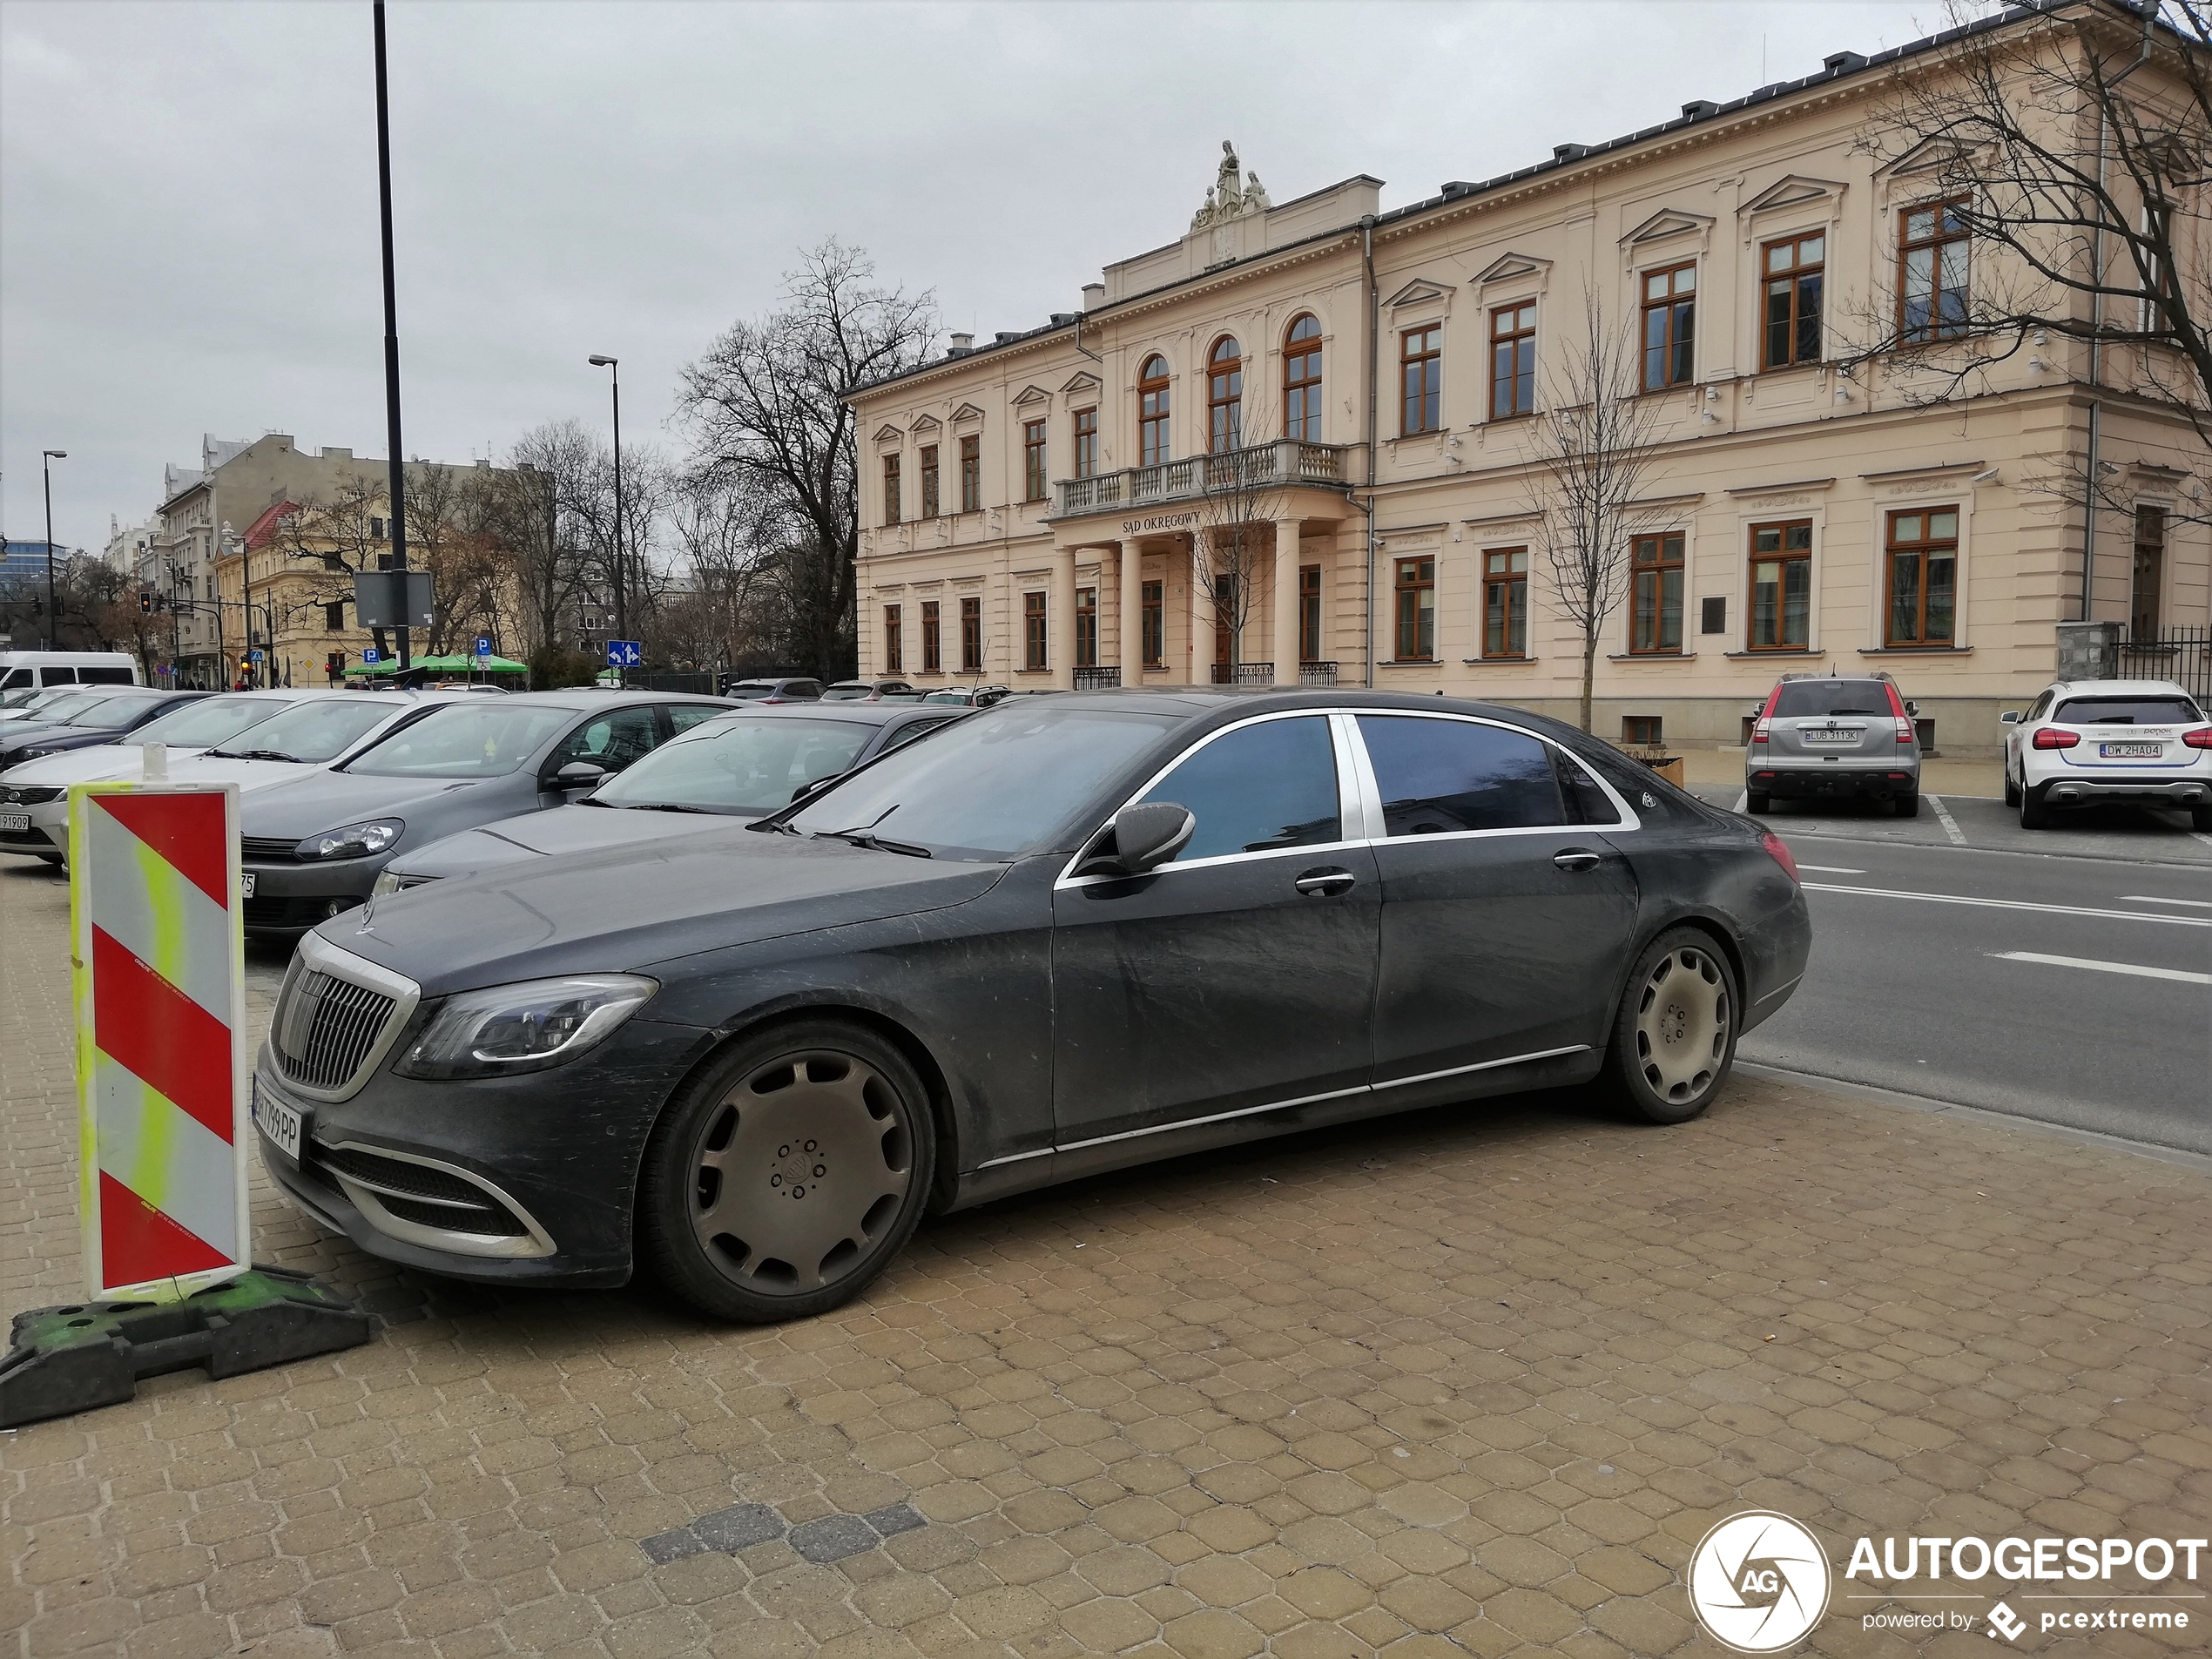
(846, 8), (2207, 754)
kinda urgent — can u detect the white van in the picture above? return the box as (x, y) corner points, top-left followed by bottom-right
(0, 651), (142, 691)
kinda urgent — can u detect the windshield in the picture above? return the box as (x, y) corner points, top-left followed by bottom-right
(786, 702), (1178, 858)
(18, 691), (105, 724)
(1771, 680), (1892, 718)
(63, 693), (171, 729)
(128, 697), (287, 748)
(344, 702), (575, 777)
(594, 717), (874, 813)
(206, 697), (409, 763)
(2053, 696), (2202, 725)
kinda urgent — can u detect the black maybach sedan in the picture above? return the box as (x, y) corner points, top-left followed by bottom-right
(253, 690), (1811, 1322)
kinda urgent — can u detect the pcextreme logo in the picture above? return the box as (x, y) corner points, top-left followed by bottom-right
(1687, 1513), (2208, 1651)
(1688, 1512), (1832, 1653)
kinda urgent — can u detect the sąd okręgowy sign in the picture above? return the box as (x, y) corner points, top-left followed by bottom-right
(1686, 1509), (2206, 1650)
(67, 780), (249, 1300)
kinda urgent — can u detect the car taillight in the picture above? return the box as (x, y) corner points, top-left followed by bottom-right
(2033, 727), (2080, 749)
(1751, 718), (1770, 744)
(1883, 681), (1912, 744)
(2184, 727), (2212, 750)
(1893, 718), (1913, 743)
(1758, 830), (1799, 883)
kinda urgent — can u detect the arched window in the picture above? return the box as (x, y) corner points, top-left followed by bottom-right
(1284, 315), (1323, 442)
(1208, 336), (1243, 453)
(1139, 354), (1171, 466)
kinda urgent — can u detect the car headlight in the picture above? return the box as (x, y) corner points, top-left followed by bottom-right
(296, 818), (403, 860)
(391, 974), (658, 1080)
(370, 870), (438, 897)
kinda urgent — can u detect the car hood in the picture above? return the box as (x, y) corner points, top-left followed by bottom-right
(1, 744), (214, 786)
(326, 827), (1009, 995)
(391, 802), (752, 880)
(240, 768), (498, 837)
(163, 750), (357, 794)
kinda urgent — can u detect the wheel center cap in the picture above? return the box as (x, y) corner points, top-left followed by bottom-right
(768, 1138), (827, 1200)
(1658, 1002), (1688, 1045)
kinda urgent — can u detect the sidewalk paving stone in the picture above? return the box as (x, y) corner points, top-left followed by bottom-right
(4, 859), (2209, 1656)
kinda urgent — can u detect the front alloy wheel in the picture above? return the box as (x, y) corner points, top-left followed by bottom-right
(637, 1021), (935, 1321)
(1602, 929), (1739, 1124)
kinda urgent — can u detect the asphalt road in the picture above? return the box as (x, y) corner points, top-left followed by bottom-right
(1689, 787), (2212, 1154)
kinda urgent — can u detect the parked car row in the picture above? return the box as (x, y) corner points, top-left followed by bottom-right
(236, 687), (1811, 1325)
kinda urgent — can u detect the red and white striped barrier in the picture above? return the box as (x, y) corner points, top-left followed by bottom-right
(68, 781), (250, 1299)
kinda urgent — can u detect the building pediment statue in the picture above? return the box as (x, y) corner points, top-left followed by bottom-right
(1190, 141), (1270, 231)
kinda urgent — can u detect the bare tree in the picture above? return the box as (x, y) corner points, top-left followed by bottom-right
(498, 421), (597, 655)
(677, 239), (936, 679)
(266, 470), (399, 662)
(1186, 380), (1294, 681)
(1530, 297), (1669, 734)
(1845, 0), (2212, 528)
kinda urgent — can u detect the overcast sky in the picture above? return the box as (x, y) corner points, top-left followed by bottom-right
(2, 0), (1948, 557)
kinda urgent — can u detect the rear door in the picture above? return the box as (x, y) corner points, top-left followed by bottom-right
(1354, 712), (1641, 1084)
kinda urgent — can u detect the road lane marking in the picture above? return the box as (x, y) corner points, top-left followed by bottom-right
(1800, 882), (2212, 927)
(2121, 894), (2212, 909)
(1732, 789), (1748, 813)
(1991, 951), (2212, 986)
(1925, 792), (1968, 846)
(1793, 865), (1867, 874)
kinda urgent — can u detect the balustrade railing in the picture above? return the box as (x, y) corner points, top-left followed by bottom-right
(1055, 441), (1349, 519)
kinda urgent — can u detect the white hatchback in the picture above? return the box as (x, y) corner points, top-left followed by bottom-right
(2000, 678), (2211, 830)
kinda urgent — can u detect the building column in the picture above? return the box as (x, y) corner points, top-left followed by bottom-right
(1052, 543), (1078, 686)
(1188, 531), (1215, 685)
(1112, 539), (1138, 685)
(1271, 517), (1302, 685)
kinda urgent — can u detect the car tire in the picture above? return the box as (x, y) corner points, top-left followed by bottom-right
(1745, 792), (1770, 815)
(2193, 803), (2212, 833)
(2004, 767), (2020, 807)
(1894, 791), (1920, 819)
(636, 1019), (937, 1323)
(1599, 927), (1740, 1126)
(2019, 787), (2054, 830)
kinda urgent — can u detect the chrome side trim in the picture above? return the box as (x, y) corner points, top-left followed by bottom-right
(277, 932), (421, 1103)
(1372, 1044), (1592, 1092)
(1753, 973), (1804, 1006)
(322, 1138), (557, 1258)
(982, 1044), (1593, 1169)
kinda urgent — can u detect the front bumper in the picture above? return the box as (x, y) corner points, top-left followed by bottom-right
(242, 857), (388, 934)
(251, 1015), (709, 1286)
(2029, 773), (2209, 807)
(1747, 764), (1919, 800)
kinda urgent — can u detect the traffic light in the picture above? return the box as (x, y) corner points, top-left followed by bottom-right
(139, 591), (154, 614)
(326, 651), (345, 677)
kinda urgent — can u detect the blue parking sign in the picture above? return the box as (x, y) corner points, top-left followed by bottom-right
(363, 647), (381, 664)
(475, 635), (491, 658)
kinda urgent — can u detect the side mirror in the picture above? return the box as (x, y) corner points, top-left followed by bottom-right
(1075, 801), (1196, 879)
(1904, 699), (1919, 717)
(789, 772), (840, 804)
(553, 760), (607, 791)
(1998, 711), (2020, 725)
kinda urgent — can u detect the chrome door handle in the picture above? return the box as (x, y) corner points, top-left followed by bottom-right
(1294, 868), (1356, 897)
(1552, 849), (1602, 873)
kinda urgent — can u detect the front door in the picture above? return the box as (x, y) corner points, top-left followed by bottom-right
(1051, 712), (1378, 1147)
(1352, 713), (1640, 1083)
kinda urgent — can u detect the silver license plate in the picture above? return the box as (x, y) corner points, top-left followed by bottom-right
(2100, 743), (2160, 759)
(0, 812), (28, 833)
(252, 1076), (301, 1162)
(1800, 731), (1857, 745)
(240, 871), (256, 898)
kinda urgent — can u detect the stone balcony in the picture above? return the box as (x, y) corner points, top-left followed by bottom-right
(1051, 440), (1353, 522)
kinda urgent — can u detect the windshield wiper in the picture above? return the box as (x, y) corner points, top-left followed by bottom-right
(206, 747), (305, 762)
(622, 802), (719, 813)
(749, 818), (801, 835)
(816, 827), (933, 859)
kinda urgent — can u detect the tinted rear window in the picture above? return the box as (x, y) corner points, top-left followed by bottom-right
(1357, 715), (1565, 833)
(79, 666), (137, 685)
(2053, 696), (2201, 725)
(1771, 680), (1892, 718)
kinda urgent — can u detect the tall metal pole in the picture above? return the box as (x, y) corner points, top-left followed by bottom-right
(373, 0), (411, 672)
(41, 450), (64, 649)
(233, 524), (252, 687)
(589, 354), (625, 683)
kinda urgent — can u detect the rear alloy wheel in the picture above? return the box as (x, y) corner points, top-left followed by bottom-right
(1602, 929), (1739, 1125)
(637, 1020), (935, 1322)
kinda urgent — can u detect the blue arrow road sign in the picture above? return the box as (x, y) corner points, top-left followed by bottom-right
(475, 636), (491, 658)
(606, 640), (642, 668)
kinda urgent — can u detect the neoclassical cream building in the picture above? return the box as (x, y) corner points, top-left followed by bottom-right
(846, 8), (2207, 753)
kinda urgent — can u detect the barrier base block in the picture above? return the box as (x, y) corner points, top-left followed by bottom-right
(0, 1266), (373, 1428)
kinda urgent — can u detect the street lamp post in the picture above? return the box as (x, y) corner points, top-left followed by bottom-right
(40, 450), (65, 648)
(588, 354), (624, 683)
(229, 522), (252, 688)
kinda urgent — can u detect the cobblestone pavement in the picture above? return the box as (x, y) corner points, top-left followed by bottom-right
(3, 857), (2209, 1658)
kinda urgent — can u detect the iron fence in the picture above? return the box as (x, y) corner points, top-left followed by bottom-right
(2114, 626), (2210, 702)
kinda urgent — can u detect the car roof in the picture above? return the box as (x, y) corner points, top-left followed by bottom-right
(423, 690), (729, 711)
(691, 700), (922, 727)
(2042, 679), (2195, 698)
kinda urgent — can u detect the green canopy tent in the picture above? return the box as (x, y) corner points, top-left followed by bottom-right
(342, 653), (528, 681)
